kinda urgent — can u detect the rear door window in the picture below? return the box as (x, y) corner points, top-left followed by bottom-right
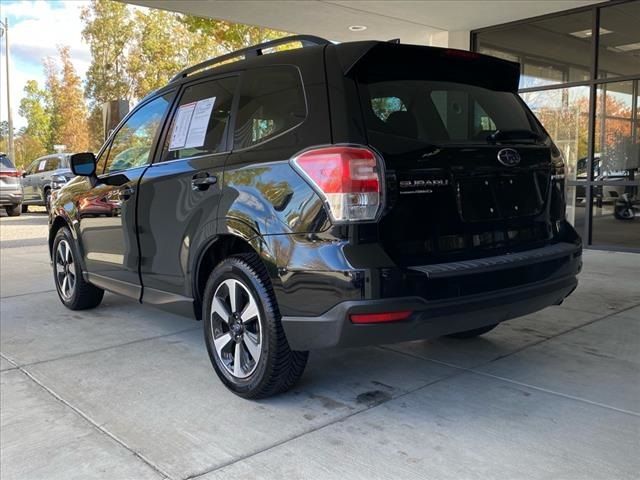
(233, 66), (306, 149)
(45, 158), (60, 171)
(161, 76), (237, 161)
(36, 159), (48, 173)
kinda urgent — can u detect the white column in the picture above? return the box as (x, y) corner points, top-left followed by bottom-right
(427, 30), (471, 50)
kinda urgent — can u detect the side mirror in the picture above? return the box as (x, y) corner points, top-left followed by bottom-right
(21, 171), (27, 178)
(70, 152), (97, 177)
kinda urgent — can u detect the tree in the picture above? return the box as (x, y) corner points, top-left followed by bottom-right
(43, 56), (62, 150)
(180, 17), (288, 58)
(80, 0), (291, 102)
(81, 0), (134, 104)
(44, 47), (90, 152)
(18, 80), (51, 153)
(57, 47), (90, 151)
(87, 105), (105, 152)
(127, 8), (193, 99)
(14, 134), (47, 169)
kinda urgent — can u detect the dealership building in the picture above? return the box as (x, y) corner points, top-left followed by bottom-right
(129, 0), (639, 251)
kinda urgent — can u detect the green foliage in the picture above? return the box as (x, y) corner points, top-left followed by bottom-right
(81, 0), (291, 102)
(18, 80), (51, 150)
(127, 8), (193, 99)
(180, 16), (288, 58)
(11, 0), (293, 160)
(44, 47), (90, 153)
(81, 0), (134, 104)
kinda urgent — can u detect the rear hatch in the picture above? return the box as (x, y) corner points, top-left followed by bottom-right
(344, 43), (555, 266)
(0, 154), (21, 189)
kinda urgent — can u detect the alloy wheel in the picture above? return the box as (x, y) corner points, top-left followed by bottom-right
(210, 279), (262, 379)
(55, 240), (76, 300)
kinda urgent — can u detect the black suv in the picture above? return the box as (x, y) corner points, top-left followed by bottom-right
(49, 36), (581, 398)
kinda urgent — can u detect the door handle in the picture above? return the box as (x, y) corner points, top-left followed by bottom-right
(192, 173), (217, 191)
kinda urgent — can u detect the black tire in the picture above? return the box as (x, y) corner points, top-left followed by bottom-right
(52, 227), (104, 310)
(203, 253), (308, 399)
(5, 204), (21, 216)
(21, 204), (29, 213)
(614, 206), (635, 220)
(446, 324), (498, 339)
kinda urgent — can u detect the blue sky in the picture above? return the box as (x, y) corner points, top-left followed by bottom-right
(0, 1), (93, 128)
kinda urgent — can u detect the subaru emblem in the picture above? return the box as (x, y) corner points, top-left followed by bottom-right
(497, 148), (521, 167)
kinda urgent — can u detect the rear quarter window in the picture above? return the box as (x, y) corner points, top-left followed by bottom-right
(233, 66), (306, 149)
(0, 155), (14, 169)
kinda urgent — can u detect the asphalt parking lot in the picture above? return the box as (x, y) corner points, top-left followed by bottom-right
(1, 212), (639, 480)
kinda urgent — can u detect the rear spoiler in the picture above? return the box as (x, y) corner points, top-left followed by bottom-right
(332, 41), (521, 92)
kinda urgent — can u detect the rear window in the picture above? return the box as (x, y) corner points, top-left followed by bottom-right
(233, 66), (306, 149)
(359, 79), (544, 152)
(0, 155), (13, 169)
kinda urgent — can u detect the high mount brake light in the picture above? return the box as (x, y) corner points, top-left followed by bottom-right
(292, 146), (383, 222)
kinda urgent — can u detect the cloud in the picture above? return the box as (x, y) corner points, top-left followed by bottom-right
(6, 1), (91, 67)
(0, 1), (91, 128)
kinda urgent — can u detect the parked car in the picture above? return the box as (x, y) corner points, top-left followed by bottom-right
(22, 153), (75, 212)
(49, 36), (582, 398)
(0, 153), (23, 216)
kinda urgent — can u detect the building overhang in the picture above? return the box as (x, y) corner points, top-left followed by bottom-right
(122, 0), (601, 46)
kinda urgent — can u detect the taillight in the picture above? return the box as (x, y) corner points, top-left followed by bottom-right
(291, 145), (383, 222)
(0, 171), (20, 177)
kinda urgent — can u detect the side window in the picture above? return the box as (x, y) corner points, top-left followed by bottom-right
(102, 93), (172, 175)
(36, 159), (48, 173)
(233, 66), (306, 149)
(371, 96), (407, 121)
(45, 158), (60, 171)
(26, 160), (38, 175)
(162, 76), (237, 161)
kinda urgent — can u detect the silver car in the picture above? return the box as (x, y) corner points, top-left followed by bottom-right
(21, 153), (75, 212)
(0, 153), (23, 216)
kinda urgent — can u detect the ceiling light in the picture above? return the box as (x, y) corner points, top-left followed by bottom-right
(569, 27), (612, 38)
(612, 42), (640, 52)
(348, 25), (367, 32)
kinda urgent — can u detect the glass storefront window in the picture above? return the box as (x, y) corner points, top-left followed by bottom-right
(521, 87), (590, 180)
(594, 80), (639, 180)
(474, 2), (639, 251)
(593, 79), (640, 247)
(476, 11), (592, 89)
(565, 184), (587, 238)
(591, 187), (640, 247)
(598, 2), (640, 79)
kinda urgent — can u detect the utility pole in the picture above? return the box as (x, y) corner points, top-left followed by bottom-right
(1, 18), (14, 161)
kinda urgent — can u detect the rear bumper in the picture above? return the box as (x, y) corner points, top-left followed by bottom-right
(281, 242), (581, 350)
(0, 190), (23, 206)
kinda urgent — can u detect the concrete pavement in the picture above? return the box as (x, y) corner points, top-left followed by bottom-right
(1, 213), (639, 479)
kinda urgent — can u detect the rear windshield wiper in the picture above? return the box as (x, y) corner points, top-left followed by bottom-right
(487, 129), (543, 144)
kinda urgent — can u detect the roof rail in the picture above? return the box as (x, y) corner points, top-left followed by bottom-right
(170, 35), (330, 83)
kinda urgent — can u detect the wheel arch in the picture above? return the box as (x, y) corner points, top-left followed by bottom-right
(192, 223), (279, 320)
(48, 214), (84, 268)
(42, 184), (51, 202)
(49, 215), (70, 259)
